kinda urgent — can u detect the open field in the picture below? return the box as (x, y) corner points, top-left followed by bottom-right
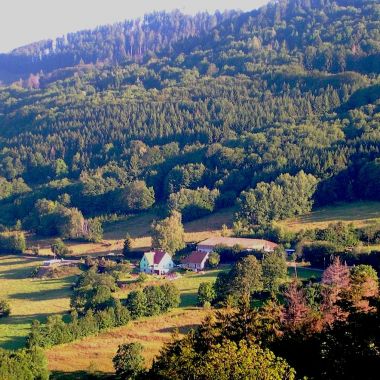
(46, 269), (227, 376)
(0, 255), (76, 350)
(278, 201), (380, 232)
(46, 308), (210, 376)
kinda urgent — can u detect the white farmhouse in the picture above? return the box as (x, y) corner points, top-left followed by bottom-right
(140, 250), (174, 275)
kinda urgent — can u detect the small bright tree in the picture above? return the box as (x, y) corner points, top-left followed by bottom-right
(208, 252), (220, 268)
(198, 282), (216, 306)
(151, 211), (185, 255)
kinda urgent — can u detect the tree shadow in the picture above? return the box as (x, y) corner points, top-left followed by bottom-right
(0, 266), (34, 280)
(155, 323), (199, 334)
(11, 286), (71, 301)
(180, 292), (197, 308)
(51, 371), (113, 380)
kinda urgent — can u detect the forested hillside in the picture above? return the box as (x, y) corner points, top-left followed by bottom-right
(0, 0), (379, 236)
(0, 10), (236, 83)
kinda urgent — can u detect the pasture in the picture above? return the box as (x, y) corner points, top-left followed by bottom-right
(0, 255), (76, 350)
(278, 201), (380, 232)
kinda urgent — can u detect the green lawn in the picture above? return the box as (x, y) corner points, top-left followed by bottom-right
(0, 255), (76, 350)
(287, 266), (322, 280)
(175, 268), (228, 307)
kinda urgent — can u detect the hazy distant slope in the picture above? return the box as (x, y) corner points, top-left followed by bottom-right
(0, 10), (238, 83)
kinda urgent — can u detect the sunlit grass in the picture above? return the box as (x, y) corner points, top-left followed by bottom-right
(0, 255), (76, 350)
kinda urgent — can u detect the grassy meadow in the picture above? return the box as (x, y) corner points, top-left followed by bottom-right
(46, 308), (211, 376)
(46, 268), (226, 376)
(0, 255), (76, 350)
(277, 201), (380, 232)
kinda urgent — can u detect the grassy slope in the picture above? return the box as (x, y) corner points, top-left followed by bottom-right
(277, 201), (380, 232)
(0, 256), (76, 350)
(46, 308), (211, 375)
(46, 268), (225, 375)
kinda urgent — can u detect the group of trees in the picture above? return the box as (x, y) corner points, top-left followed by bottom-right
(237, 171), (318, 227)
(125, 283), (180, 318)
(28, 269), (130, 348)
(28, 264), (180, 350)
(22, 198), (103, 241)
(129, 258), (380, 380)
(205, 250), (288, 306)
(0, 347), (49, 380)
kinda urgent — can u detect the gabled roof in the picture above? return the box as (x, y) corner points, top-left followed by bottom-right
(143, 251), (155, 266)
(181, 251), (209, 265)
(197, 237), (278, 251)
(143, 250), (169, 266)
(153, 250), (167, 265)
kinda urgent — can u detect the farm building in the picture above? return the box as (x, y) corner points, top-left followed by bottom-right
(197, 237), (278, 253)
(180, 251), (210, 271)
(140, 250), (174, 275)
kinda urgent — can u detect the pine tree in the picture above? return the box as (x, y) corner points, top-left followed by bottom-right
(122, 234), (133, 258)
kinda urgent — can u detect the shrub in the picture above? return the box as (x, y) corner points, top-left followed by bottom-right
(0, 299), (11, 318)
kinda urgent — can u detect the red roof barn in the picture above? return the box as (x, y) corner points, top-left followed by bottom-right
(181, 251), (210, 271)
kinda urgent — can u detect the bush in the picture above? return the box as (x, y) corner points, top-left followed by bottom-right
(51, 238), (71, 258)
(198, 282), (216, 306)
(0, 299), (11, 318)
(208, 252), (220, 268)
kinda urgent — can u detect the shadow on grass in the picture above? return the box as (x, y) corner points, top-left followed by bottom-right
(180, 292), (197, 308)
(155, 323), (200, 335)
(0, 266), (36, 280)
(11, 286), (71, 301)
(0, 258), (42, 267)
(51, 371), (113, 380)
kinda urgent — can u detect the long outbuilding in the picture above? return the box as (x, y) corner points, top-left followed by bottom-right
(196, 237), (278, 253)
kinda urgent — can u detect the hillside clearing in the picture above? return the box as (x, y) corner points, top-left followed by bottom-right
(278, 201), (380, 232)
(46, 308), (210, 376)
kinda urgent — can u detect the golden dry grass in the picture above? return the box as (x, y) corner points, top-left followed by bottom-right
(46, 308), (210, 374)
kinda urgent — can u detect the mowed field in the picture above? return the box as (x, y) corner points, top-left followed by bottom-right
(0, 255), (76, 350)
(277, 201), (380, 232)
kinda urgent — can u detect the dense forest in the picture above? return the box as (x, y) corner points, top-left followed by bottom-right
(0, 0), (379, 236)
